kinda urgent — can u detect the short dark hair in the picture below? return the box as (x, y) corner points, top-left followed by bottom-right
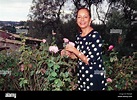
(76, 7), (91, 18)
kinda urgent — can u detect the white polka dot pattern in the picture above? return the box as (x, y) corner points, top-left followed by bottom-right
(75, 30), (107, 91)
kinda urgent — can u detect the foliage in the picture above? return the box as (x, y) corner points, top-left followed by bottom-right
(0, 34), (136, 91)
(0, 50), (20, 90)
(103, 44), (136, 91)
(0, 34), (78, 91)
(1, 26), (16, 33)
(28, 0), (67, 39)
(18, 35), (78, 91)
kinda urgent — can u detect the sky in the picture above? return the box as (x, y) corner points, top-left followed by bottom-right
(0, 0), (108, 22)
(0, 0), (33, 21)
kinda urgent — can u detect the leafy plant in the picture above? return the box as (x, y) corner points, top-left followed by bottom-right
(0, 33), (136, 91)
(103, 44), (136, 91)
(17, 33), (78, 91)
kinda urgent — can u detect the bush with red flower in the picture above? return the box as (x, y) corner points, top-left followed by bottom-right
(0, 33), (136, 91)
(0, 33), (78, 91)
(103, 44), (136, 91)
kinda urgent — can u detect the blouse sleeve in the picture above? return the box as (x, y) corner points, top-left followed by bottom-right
(87, 32), (103, 66)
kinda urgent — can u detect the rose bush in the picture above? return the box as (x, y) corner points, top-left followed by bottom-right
(0, 34), (78, 91)
(103, 44), (136, 91)
(0, 34), (136, 91)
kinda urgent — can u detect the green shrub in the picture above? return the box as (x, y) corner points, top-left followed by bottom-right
(0, 34), (136, 91)
(103, 44), (136, 91)
(11, 34), (77, 91)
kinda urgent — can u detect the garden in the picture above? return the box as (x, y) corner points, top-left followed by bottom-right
(0, 0), (137, 92)
(0, 33), (136, 91)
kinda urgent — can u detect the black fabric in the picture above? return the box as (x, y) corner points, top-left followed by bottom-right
(75, 30), (107, 91)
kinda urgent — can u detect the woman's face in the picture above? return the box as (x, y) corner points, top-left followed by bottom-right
(76, 9), (91, 29)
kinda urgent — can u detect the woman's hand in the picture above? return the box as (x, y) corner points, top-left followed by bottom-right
(69, 52), (77, 59)
(65, 44), (89, 65)
(60, 49), (71, 57)
(61, 49), (77, 59)
(65, 44), (76, 53)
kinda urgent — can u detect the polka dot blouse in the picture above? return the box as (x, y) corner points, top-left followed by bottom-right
(75, 30), (107, 91)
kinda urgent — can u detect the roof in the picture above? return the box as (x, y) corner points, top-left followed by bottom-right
(0, 30), (44, 51)
(0, 30), (43, 45)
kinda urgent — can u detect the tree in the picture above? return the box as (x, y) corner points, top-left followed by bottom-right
(28, 0), (67, 40)
(103, 0), (137, 56)
(72, 0), (103, 10)
(1, 26), (16, 33)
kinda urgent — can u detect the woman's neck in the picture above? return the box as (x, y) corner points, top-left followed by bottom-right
(81, 27), (93, 37)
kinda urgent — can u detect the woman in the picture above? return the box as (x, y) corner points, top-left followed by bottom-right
(63, 7), (107, 91)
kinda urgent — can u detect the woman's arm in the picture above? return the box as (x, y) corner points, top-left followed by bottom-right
(65, 44), (89, 65)
(60, 49), (77, 59)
